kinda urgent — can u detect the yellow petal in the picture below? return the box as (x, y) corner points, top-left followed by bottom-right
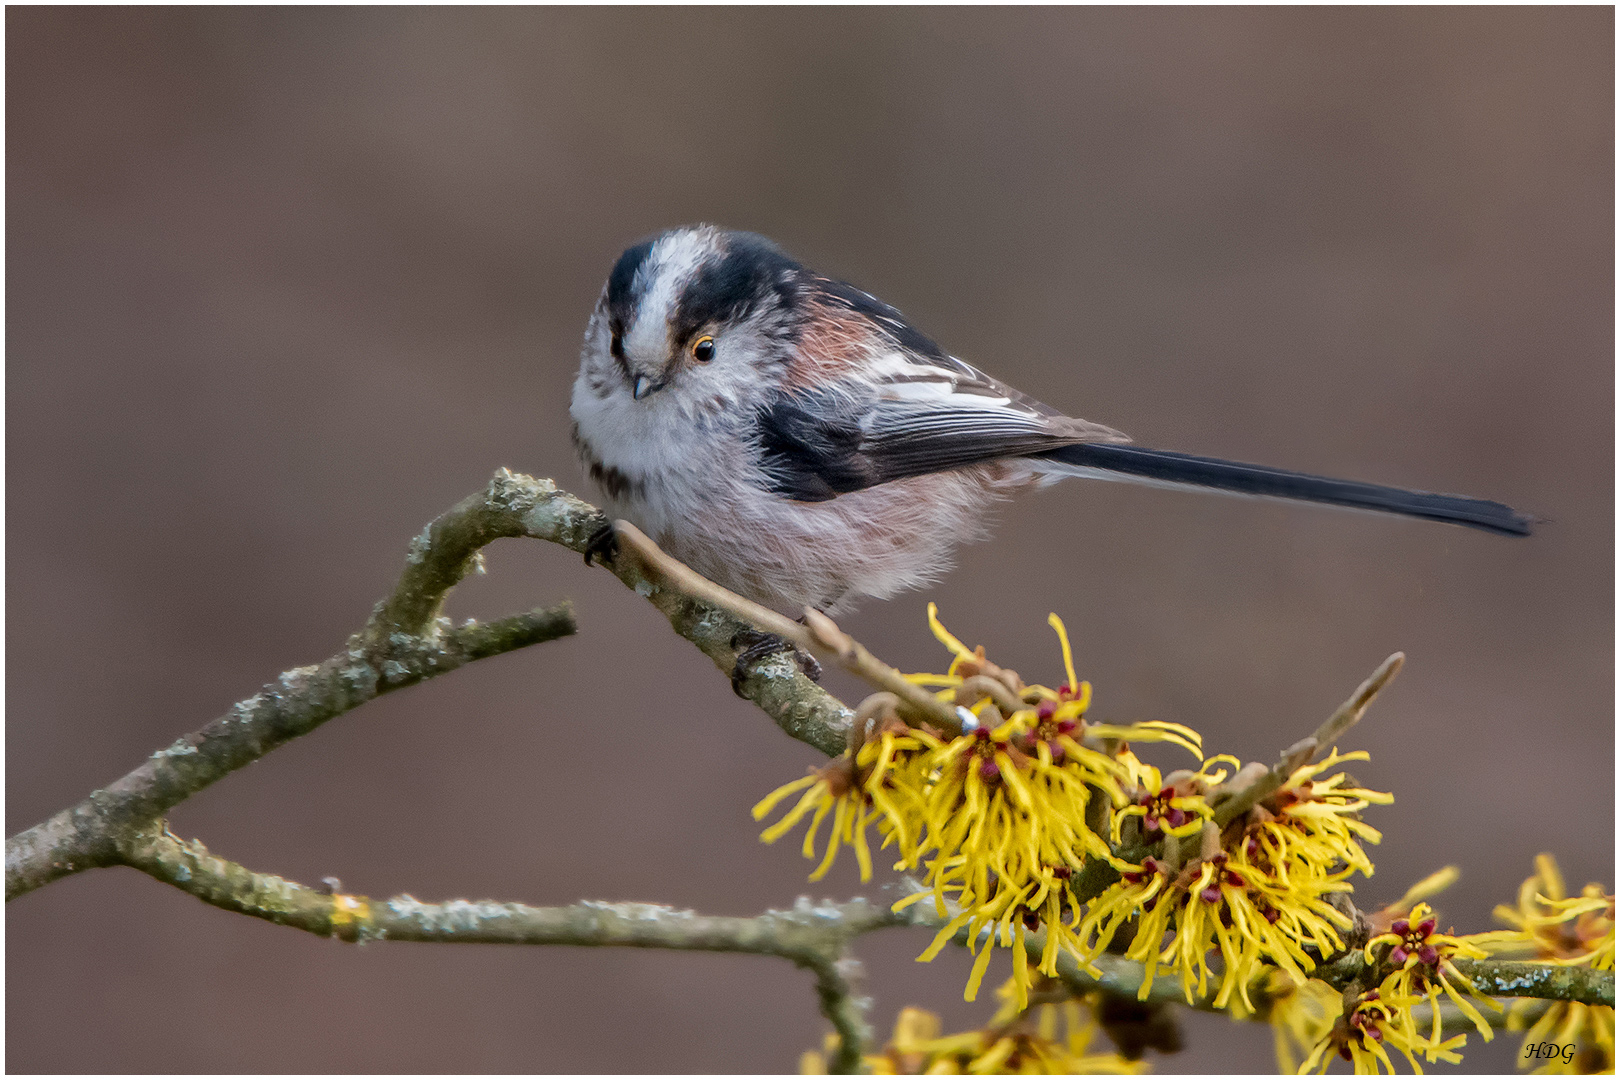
(752, 773), (819, 821)
(760, 783), (830, 843)
(927, 603), (974, 660)
(1047, 613), (1079, 693)
(964, 931), (997, 1001)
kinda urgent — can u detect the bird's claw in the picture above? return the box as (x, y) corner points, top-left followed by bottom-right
(583, 521), (618, 568)
(730, 628), (823, 696)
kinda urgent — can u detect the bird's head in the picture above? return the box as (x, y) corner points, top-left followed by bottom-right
(576, 225), (805, 414)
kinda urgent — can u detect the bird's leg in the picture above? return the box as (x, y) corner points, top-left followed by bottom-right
(582, 521), (618, 568)
(591, 520), (821, 693)
(730, 623), (823, 697)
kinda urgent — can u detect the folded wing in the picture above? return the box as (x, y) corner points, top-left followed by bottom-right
(753, 356), (1124, 502)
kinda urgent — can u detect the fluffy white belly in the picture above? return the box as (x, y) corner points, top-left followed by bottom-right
(606, 456), (1026, 614)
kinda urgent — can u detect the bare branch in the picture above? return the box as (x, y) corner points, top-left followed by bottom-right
(1447, 958), (1614, 1006)
(121, 823), (898, 945)
(367, 471), (854, 755)
(6, 602), (575, 900)
(117, 825), (887, 1072)
(8, 471), (855, 901)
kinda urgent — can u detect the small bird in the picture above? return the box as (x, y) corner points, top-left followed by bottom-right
(571, 226), (1531, 625)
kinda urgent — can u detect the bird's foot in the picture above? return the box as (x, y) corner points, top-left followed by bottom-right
(582, 521), (618, 568)
(730, 628), (823, 697)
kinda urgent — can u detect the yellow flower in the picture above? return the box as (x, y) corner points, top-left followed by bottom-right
(897, 706), (1122, 1006)
(753, 757), (876, 883)
(900, 705), (1205, 1010)
(925, 606), (1201, 761)
(896, 609), (1201, 1008)
(854, 981), (1147, 1074)
(1109, 755), (1219, 846)
(1240, 749), (1392, 885)
(1077, 834), (1353, 1013)
(1364, 900), (1500, 1045)
(1079, 749), (1389, 1012)
(1483, 854), (1615, 971)
(1473, 854), (1616, 1074)
(753, 720), (939, 882)
(762, 606), (1233, 1012)
(1298, 988), (1467, 1074)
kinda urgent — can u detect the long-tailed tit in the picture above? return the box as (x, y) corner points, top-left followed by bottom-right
(570, 226), (1531, 622)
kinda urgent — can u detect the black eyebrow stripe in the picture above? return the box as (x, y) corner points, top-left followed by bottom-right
(605, 238), (657, 328)
(672, 233), (802, 344)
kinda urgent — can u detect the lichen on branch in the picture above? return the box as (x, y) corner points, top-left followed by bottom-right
(6, 470), (850, 902)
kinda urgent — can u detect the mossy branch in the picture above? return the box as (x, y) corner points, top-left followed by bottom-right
(4, 472), (867, 1067)
(5, 603), (577, 899)
(913, 885), (1613, 1013)
(1310, 950), (1614, 1008)
(7, 471), (852, 903)
(118, 824), (886, 1071)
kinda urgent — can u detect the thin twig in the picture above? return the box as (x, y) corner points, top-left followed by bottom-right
(613, 520), (962, 734)
(1211, 651), (1405, 829)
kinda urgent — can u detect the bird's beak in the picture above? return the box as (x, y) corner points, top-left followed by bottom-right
(632, 375), (665, 400)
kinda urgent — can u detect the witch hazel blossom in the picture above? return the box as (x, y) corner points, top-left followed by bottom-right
(762, 608), (1617, 1075)
(764, 609), (1607, 1074)
(753, 605), (1400, 1021)
(1472, 854), (1616, 1075)
(1298, 987), (1468, 1074)
(756, 607), (1227, 1008)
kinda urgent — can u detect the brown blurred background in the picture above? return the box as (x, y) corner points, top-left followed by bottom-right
(7, 8), (1611, 1073)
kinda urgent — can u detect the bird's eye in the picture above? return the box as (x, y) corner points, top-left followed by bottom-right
(691, 335), (715, 363)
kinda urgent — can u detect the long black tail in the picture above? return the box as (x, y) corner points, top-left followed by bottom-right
(1039, 443), (1533, 537)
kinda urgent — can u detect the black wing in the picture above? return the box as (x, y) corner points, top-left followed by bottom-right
(754, 380), (1123, 502)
